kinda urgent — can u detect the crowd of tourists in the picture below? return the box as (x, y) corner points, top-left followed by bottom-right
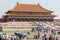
(0, 32), (25, 40)
(0, 26), (60, 40)
(0, 30), (59, 40)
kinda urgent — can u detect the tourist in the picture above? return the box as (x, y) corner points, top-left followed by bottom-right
(10, 35), (13, 40)
(34, 33), (38, 39)
(51, 36), (55, 40)
(34, 34), (36, 39)
(27, 32), (30, 35)
(5, 34), (8, 40)
(44, 34), (47, 40)
(49, 34), (53, 40)
(27, 32), (30, 39)
(56, 37), (59, 40)
(37, 32), (40, 38)
(42, 32), (45, 40)
(8, 36), (12, 40)
(31, 28), (35, 32)
(0, 36), (2, 40)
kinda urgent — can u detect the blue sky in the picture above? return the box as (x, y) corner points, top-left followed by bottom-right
(0, 0), (60, 19)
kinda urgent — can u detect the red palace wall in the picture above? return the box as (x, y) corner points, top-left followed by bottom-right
(54, 19), (60, 22)
(0, 18), (7, 22)
(0, 18), (54, 22)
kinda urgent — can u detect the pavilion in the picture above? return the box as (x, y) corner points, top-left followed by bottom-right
(3, 2), (56, 22)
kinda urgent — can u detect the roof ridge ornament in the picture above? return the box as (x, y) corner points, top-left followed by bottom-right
(38, 3), (40, 5)
(17, 2), (19, 5)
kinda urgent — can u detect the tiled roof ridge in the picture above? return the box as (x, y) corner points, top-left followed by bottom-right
(8, 2), (53, 12)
